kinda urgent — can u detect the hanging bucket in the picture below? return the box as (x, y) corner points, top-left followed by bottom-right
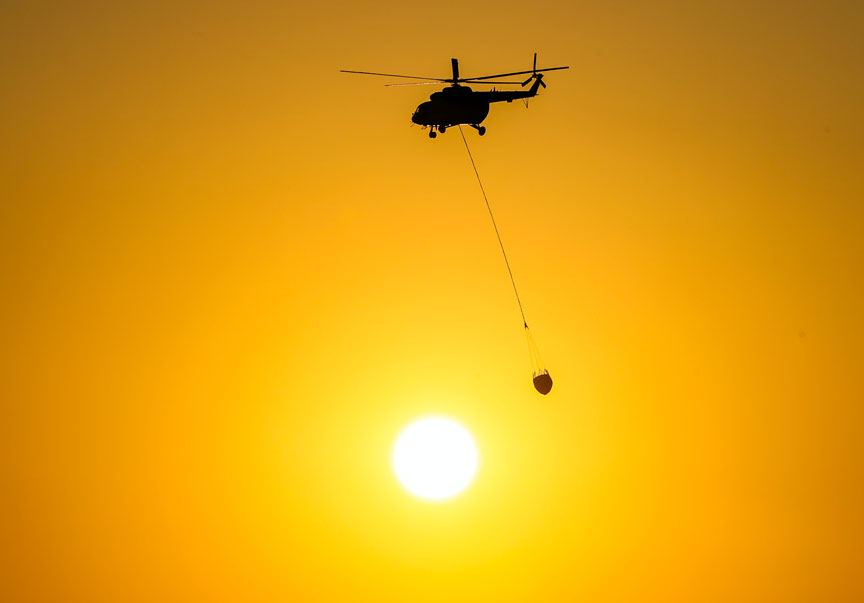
(533, 370), (553, 395)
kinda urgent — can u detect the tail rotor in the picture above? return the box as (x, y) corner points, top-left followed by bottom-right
(521, 53), (547, 89)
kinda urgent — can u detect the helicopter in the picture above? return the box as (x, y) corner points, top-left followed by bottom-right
(341, 54), (569, 138)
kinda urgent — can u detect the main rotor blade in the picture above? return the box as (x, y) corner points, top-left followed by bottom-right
(385, 80), (523, 87)
(464, 66), (569, 81)
(384, 82), (445, 87)
(460, 80), (524, 85)
(340, 69), (450, 82)
(451, 58), (459, 81)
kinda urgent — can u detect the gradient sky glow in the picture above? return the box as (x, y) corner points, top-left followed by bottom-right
(2, 1), (863, 601)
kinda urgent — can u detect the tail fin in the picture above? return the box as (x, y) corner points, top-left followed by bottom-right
(521, 53), (547, 97)
(526, 73), (545, 96)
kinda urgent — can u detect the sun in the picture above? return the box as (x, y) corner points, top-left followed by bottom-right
(392, 416), (479, 500)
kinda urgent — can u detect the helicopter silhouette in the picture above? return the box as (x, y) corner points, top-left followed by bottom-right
(341, 54), (569, 138)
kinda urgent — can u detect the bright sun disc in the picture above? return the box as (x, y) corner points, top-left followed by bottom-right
(393, 416), (478, 500)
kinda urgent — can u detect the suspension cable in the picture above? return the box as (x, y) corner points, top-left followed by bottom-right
(458, 125), (529, 329)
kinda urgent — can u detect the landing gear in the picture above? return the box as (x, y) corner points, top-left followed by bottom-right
(439, 126), (447, 134)
(469, 124), (486, 136)
(429, 129), (437, 139)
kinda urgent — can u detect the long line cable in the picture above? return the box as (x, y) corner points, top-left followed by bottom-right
(458, 125), (528, 329)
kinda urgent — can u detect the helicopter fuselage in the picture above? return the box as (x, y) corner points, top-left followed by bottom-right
(411, 78), (544, 130)
(411, 87), (489, 128)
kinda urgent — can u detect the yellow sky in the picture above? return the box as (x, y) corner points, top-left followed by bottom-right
(2, 1), (863, 601)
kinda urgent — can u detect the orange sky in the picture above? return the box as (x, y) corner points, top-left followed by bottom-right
(2, 1), (863, 601)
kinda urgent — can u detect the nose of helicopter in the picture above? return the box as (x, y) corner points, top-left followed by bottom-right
(412, 102), (431, 125)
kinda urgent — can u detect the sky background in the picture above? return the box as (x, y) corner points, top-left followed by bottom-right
(2, 1), (863, 601)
